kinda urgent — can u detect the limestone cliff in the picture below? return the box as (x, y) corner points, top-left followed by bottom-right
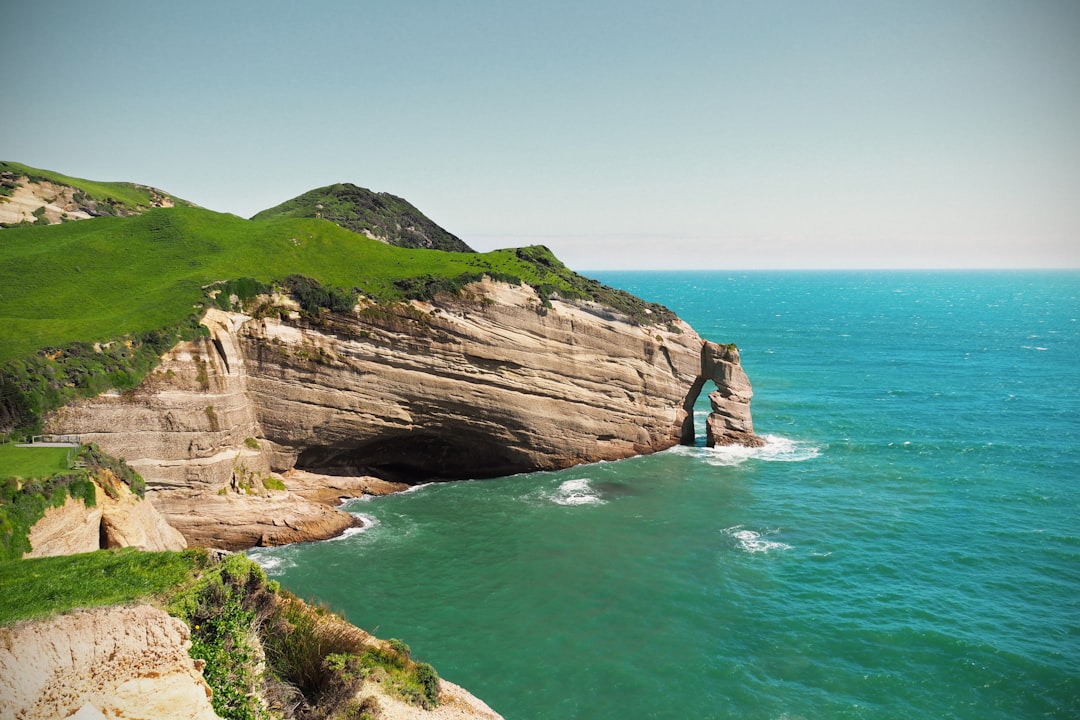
(699, 342), (765, 449)
(46, 278), (760, 549)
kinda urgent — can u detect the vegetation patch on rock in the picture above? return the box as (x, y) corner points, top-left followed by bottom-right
(1, 548), (445, 720)
(0, 160), (192, 226)
(0, 443), (146, 560)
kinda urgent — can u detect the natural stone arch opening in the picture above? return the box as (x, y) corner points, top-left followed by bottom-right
(681, 342), (765, 448)
(680, 375), (709, 445)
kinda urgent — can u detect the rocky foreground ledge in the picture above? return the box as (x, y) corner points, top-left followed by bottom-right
(0, 556), (505, 720)
(46, 278), (761, 550)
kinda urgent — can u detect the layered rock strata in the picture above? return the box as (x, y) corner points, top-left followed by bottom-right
(47, 279), (760, 549)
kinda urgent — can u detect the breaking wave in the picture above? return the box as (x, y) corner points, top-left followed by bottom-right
(247, 547), (296, 574)
(671, 434), (821, 467)
(722, 525), (792, 554)
(323, 512), (380, 542)
(551, 478), (606, 506)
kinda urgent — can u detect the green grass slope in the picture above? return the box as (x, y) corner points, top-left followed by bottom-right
(0, 203), (675, 434)
(0, 161), (193, 215)
(251, 181), (474, 252)
(0, 205), (595, 363)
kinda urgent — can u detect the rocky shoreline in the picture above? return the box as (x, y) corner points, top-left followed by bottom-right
(45, 279), (762, 552)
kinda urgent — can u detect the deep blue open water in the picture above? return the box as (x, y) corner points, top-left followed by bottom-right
(252, 271), (1080, 719)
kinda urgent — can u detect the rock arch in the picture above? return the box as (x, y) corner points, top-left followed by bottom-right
(681, 341), (765, 448)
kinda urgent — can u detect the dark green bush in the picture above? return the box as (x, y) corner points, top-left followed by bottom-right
(210, 277), (271, 310)
(172, 554), (269, 720)
(415, 661), (440, 707)
(76, 444), (146, 498)
(392, 271), (524, 302)
(284, 274), (357, 314)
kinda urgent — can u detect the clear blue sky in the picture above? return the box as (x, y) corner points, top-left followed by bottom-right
(3, 1), (1078, 269)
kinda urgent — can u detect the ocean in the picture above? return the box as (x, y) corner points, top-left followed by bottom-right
(250, 271), (1080, 719)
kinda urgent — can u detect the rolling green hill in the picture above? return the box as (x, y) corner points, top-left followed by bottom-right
(0, 188), (675, 435)
(0, 204), (619, 364)
(251, 182), (474, 252)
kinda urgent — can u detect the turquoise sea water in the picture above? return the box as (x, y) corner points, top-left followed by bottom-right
(251, 271), (1080, 719)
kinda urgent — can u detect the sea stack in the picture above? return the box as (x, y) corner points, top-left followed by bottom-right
(701, 341), (766, 448)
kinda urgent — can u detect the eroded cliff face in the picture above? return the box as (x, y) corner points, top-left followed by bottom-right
(0, 604), (220, 720)
(47, 278), (759, 549)
(0, 173), (179, 226)
(25, 473), (187, 558)
(701, 342), (766, 448)
(0, 599), (504, 720)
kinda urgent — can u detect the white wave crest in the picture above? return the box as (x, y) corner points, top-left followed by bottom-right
(401, 482), (435, 494)
(723, 525), (792, 554)
(321, 512), (381, 542)
(246, 548), (296, 574)
(552, 478), (605, 506)
(704, 434), (821, 467)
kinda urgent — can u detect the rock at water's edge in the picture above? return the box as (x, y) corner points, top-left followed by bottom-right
(701, 342), (766, 448)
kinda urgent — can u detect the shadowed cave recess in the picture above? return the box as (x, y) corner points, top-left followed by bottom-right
(291, 346), (749, 484)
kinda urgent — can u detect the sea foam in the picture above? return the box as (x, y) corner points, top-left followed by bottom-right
(671, 434), (821, 467)
(551, 478), (606, 506)
(247, 548), (296, 574)
(322, 512), (381, 542)
(722, 525), (792, 554)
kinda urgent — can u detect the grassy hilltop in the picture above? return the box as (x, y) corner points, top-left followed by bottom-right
(252, 182), (475, 252)
(0, 204), (573, 364)
(0, 162), (675, 435)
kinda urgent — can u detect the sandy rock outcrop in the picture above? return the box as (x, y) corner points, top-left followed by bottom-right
(282, 468), (408, 506)
(47, 280), (760, 549)
(23, 497), (103, 558)
(0, 178), (93, 225)
(25, 476), (186, 558)
(360, 678), (505, 720)
(153, 488), (356, 551)
(0, 604), (221, 720)
(0, 173), (177, 226)
(98, 478), (189, 551)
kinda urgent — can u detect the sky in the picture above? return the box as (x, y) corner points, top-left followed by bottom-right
(3, 0), (1078, 269)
